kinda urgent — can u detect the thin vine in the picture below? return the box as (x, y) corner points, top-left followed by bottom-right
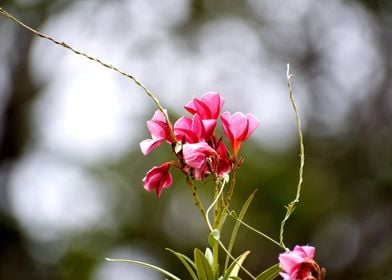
(0, 6), (176, 141)
(279, 63), (305, 249)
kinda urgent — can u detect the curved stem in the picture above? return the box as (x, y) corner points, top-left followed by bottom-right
(279, 64), (305, 249)
(106, 258), (181, 280)
(227, 210), (284, 249)
(205, 179), (225, 274)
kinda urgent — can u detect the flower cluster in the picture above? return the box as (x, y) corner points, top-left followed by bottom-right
(279, 245), (325, 280)
(140, 92), (260, 197)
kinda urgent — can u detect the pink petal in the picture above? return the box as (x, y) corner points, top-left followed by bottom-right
(183, 142), (216, 169)
(174, 116), (192, 131)
(151, 110), (167, 122)
(192, 114), (206, 141)
(140, 138), (164, 155)
(202, 119), (217, 137)
(174, 115), (206, 143)
(216, 141), (231, 175)
(279, 252), (304, 272)
(245, 114), (260, 138)
(184, 99), (197, 115)
(147, 120), (169, 139)
(227, 112), (249, 139)
(184, 92), (224, 120)
(220, 111), (234, 141)
(199, 92), (224, 119)
(142, 163), (173, 197)
(193, 166), (209, 180)
(294, 245), (315, 259)
(174, 116), (193, 141)
(193, 98), (211, 119)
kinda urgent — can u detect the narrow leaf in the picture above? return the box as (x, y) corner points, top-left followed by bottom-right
(105, 258), (181, 280)
(166, 248), (198, 280)
(255, 263), (281, 280)
(194, 248), (215, 280)
(224, 190), (257, 270)
(223, 251), (250, 279)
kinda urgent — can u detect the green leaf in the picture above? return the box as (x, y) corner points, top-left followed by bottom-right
(224, 190), (257, 270)
(105, 258), (181, 280)
(222, 251), (250, 280)
(166, 248), (198, 280)
(208, 229), (220, 247)
(194, 248), (215, 280)
(255, 263), (281, 280)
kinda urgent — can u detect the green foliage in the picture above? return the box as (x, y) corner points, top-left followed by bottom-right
(222, 251), (250, 280)
(208, 229), (221, 247)
(255, 263), (281, 280)
(194, 248), (215, 280)
(224, 190), (256, 270)
(167, 248), (198, 280)
(105, 258), (181, 280)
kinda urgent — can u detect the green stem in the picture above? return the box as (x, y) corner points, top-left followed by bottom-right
(227, 210), (284, 249)
(279, 64), (305, 249)
(185, 175), (206, 221)
(224, 168), (237, 206)
(206, 179), (225, 275)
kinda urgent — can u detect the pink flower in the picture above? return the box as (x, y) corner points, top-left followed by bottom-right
(185, 92), (225, 119)
(220, 111), (260, 155)
(142, 162), (173, 197)
(216, 141), (232, 176)
(140, 110), (173, 155)
(183, 142), (216, 179)
(279, 245), (325, 280)
(174, 114), (206, 143)
(184, 92), (225, 138)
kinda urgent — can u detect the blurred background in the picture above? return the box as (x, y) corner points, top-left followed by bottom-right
(0, 0), (391, 279)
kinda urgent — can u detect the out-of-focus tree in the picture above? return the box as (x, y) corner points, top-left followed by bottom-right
(0, 0), (391, 279)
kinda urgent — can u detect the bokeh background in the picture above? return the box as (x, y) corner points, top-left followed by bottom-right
(0, 0), (391, 279)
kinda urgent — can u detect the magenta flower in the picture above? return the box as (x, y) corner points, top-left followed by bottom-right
(174, 114), (206, 143)
(140, 110), (174, 155)
(279, 245), (325, 280)
(184, 92), (225, 137)
(182, 142), (216, 170)
(185, 92), (225, 119)
(216, 141), (232, 176)
(142, 162), (173, 197)
(220, 111), (260, 155)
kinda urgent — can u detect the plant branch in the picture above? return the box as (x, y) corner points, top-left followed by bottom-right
(0, 6), (176, 141)
(185, 175), (206, 221)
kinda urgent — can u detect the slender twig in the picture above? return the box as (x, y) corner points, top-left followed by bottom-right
(205, 180), (225, 233)
(105, 258), (181, 280)
(0, 6), (176, 141)
(279, 64), (305, 249)
(205, 180), (256, 280)
(185, 175), (206, 220)
(224, 167), (237, 205)
(226, 209), (284, 249)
